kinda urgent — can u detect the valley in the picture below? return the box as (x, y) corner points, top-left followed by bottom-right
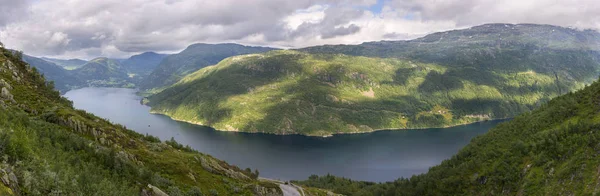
(3, 20), (600, 195)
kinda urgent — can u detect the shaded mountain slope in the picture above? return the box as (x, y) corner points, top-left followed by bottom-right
(121, 52), (167, 77)
(40, 57), (87, 70)
(22, 54), (81, 92)
(140, 43), (277, 91)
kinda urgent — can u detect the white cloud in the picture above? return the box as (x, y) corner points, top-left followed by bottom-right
(0, 0), (599, 59)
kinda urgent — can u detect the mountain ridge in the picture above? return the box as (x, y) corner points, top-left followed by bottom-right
(140, 43), (278, 92)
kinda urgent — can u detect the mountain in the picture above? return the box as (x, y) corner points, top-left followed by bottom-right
(301, 23), (600, 57)
(71, 57), (134, 88)
(0, 44), (329, 195)
(121, 52), (167, 77)
(296, 77), (600, 195)
(40, 57), (87, 70)
(140, 43), (277, 92)
(146, 24), (600, 136)
(22, 54), (81, 92)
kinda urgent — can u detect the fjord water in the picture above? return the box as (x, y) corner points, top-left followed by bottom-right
(64, 87), (505, 182)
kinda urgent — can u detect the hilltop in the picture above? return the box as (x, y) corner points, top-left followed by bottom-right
(140, 43), (277, 92)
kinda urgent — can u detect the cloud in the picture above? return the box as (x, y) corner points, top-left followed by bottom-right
(0, 0), (31, 26)
(0, 0), (599, 59)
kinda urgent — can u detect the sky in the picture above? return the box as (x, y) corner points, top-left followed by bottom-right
(1, 0), (600, 59)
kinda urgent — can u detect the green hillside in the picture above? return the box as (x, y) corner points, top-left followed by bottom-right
(147, 39), (595, 135)
(71, 57), (134, 88)
(146, 24), (600, 136)
(0, 46), (312, 195)
(296, 75), (600, 195)
(140, 43), (277, 92)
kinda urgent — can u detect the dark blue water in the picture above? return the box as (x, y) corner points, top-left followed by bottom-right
(64, 87), (505, 182)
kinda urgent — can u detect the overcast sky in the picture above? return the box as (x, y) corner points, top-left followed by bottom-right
(1, 0), (599, 59)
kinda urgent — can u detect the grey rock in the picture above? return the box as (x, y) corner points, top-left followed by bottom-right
(1, 174), (9, 186)
(0, 79), (10, 90)
(147, 184), (169, 196)
(8, 172), (17, 184)
(1, 87), (15, 103)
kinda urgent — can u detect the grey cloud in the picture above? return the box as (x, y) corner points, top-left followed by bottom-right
(386, 0), (600, 29)
(321, 24), (361, 39)
(2, 0), (600, 59)
(267, 6), (364, 41)
(0, 0), (31, 26)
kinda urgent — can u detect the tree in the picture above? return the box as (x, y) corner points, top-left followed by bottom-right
(254, 169), (260, 178)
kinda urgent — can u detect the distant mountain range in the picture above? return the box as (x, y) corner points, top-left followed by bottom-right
(40, 57), (87, 70)
(23, 52), (168, 92)
(23, 44), (277, 94)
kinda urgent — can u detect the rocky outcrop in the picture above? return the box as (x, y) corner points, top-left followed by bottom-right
(253, 184), (283, 196)
(141, 184), (169, 196)
(197, 156), (251, 181)
(0, 166), (20, 195)
(0, 79), (10, 90)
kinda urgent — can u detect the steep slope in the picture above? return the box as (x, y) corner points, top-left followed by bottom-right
(22, 54), (81, 92)
(147, 24), (600, 136)
(0, 47), (295, 195)
(296, 77), (600, 195)
(121, 52), (167, 77)
(140, 43), (277, 92)
(72, 57), (133, 88)
(40, 57), (87, 70)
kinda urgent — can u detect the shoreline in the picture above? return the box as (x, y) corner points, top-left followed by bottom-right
(149, 110), (510, 138)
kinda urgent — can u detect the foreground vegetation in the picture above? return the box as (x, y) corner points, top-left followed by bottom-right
(0, 45), (293, 195)
(296, 76), (600, 195)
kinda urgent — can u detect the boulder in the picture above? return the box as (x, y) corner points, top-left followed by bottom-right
(0, 87), (15, 103)
(147, 184), (169, 196)
(0, 79), (10, 90)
